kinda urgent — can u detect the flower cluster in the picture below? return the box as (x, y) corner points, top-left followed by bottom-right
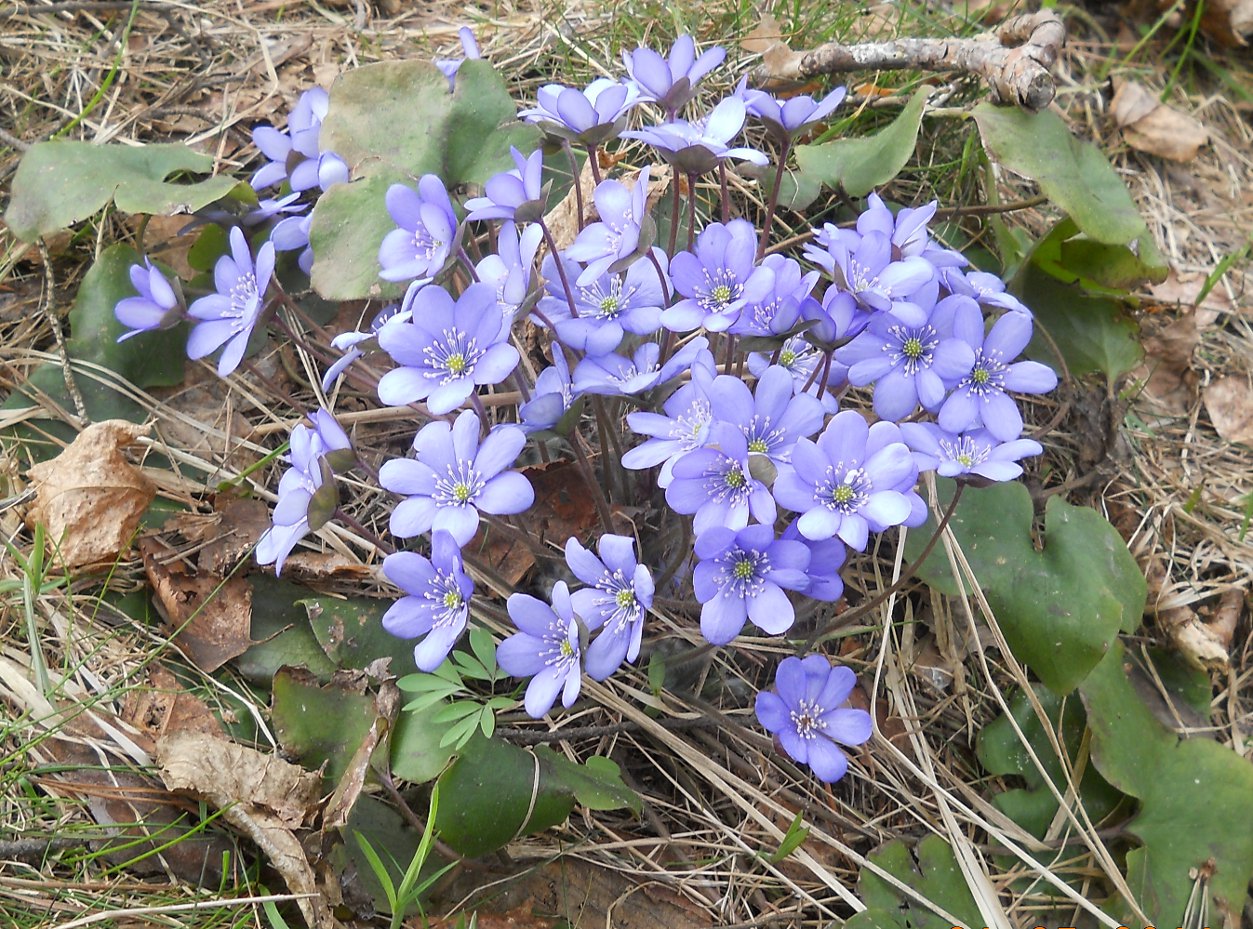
(113, 31), (1059, 787)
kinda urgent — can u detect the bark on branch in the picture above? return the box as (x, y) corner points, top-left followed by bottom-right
(752, 11), (1066, 112)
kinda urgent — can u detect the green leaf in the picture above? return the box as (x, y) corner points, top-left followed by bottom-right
(973, 104), (1145, 245)
(432, 738), (640, 857)
(271, 668), (378, 786)
(236, 576), (337, 685)
(842, 912), (906, 929)
(976, 685), (1122, 837)
(794, 87), (930, 197)
(760, 167), (822, 212)
(5, 140), (243, 241)
(309, 59), (540, 300)
(390, 706), (458, 784)
(337, 795), (431, 916)
(857, 835), (983, 929)
(905, 480), (1146, 694)
(1080, 641), (1253, 925)
(468, 627), (497, 678)
(301, 595), (416, 672)
(1016, 259), (1143, 382)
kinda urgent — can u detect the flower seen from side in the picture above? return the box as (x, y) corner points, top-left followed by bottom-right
(622, 34), (726, 112)
(379, 410), (534, 546)
(755, 655), (872, 783)
(476, 220), (543, 325)
(566, 534), (654, 680)
(376, 282), (518, 414)
(692, 524), (810, 645)
(740, 82), (847, 144)
(563, 167), (651, 285)
(115, 258), (184, 342)
(381, 530), (475, 671)
(464, 147), (548, 223)
(518, 347), (576, 434)
(187, 226), (274, 377)
(435, 27), (481, 90)
(572, 336), (708, 397)
(520, 77), (637, 145)
(255, 409), (352, 574)
(804, 228), (935, 314)
(622, 96), (768, 175)
(497, 581), (590, 717)
(321, 301), (412, 391)
(250, 87), (349, 193)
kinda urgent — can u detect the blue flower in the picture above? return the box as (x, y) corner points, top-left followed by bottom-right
(740, 81), (847, 143)
(665, 219), (770, 332)
(256, 409), (352, 574)
(381, 530), (475, 671)
(755, 655), (872, 783)
(563, 168), (650, 285)
(520, 78), (637, 145)
(114, 258), (184, 342)
(940, 266), (1029, 314)
(498, 581), (588, 717)
(665, 423), (776, 535)
(378, 175), (459, 283)
(434, 27), (481, 91)
(706, 364), (825, 468)
(850, 192), (966, 268)
(187, 226), (274, 377)
(321, 301), (412, 391)
(572, 336), (708, 397)
(900, 423), (1043, 483)
(566, 534), (654, 680)
(772, 410), (922, 550)
(803, 228), (935, 314)
(780, 521), (847, 602)
(691, 524), (810, 645)
(380, 410), (534, 545)
(518, 347), (576, 434)
(621, 350), (716, 486)
(935, 306), (1057, 440)
(476, 221), (543, 325)
(376, 282), (518, 413)
(537, 248), (669, 355)
(726, 254), (820, 337)
(837, 295), (976, 422)
(747, 335), (844, 413)
(622, 97), (768, 175)
(465, 147), (547, 223)
(622, 34), (726, 111)
(250, 87), (349, 193)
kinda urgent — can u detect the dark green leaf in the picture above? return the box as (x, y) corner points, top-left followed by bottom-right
(1080, 641), (1253, 925)
(6, 141), (242, 241)
(794, 87), (930, 197)
(905, 480), (1146, 693)
(301, 595), (417, 673)
(858, 835), (983, 929)
(973, 104), (1145, 245)
(271, 668), (378, 787)
(236, 576), (337, 685)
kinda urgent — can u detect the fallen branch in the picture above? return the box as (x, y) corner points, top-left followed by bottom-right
(752, 11), (1065, 112)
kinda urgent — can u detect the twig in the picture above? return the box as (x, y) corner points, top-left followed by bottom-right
(37, 240), (88, 427)
(753, 11), (1066, 112)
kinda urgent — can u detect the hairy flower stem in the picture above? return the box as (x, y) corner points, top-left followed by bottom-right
(457, 246), (482, 282)
(667, 180), (682, 257)
(686, 174), (698, 250)
(591, 397), (627, 502)
(332, 507), (394, 556)
(653, 516), (692, 592)
(802, 481), (967, 650)
(585, 144), (602, 185)
(645, 248), (671, 305)
(537, 218), (580, 320)
(569, 430), (616, 533)
(717, 161), (730, 224)
(757, 141), (791, 260)
(562, 141), (586, 230)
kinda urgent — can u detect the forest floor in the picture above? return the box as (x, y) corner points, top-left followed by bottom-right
(0, 1), (1250, 928)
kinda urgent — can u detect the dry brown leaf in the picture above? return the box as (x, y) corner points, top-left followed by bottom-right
(1129, 310), (1199, 416)
(1202, 376), (1253, 444)
(1201, 0), (1253, 45)
(742, 12), (786, 54)
(1146, 269), (1233, 327)
(157, 730), (335, 929)
(1111, 79), (1209, 163)
(123, 666), (227, 740)
(139, 537), (255, 673)
(25, 420), (156, 568)
(149, 371), (261, 479)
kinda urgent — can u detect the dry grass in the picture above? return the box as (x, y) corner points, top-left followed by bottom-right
(2, 1), (1251, 927)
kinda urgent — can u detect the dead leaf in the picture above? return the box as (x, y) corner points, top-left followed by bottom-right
(25, 420), (156, 568)
(1129, 310), (1199, 416)
(157, 730), (336, 929)
(1201, 0), (1253, 46)
(1111, 79), (1209, 162)
(1146, 269), (1233, 327)
(469, 459), (605, 585)
(1202, 376), (1253, 444)
(140, 536), (255, 673)
(149, 371), (261, 480)
(123, 666), (227, 739)
(742, 12), (786, 54)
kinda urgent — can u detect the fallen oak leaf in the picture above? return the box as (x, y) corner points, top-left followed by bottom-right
(1111, 79), (1209, 163)
(25, 420), (156, 569)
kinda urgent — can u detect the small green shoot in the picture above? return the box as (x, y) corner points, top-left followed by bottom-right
(760, 811), (810, 864)
(353, 783), (455, 929)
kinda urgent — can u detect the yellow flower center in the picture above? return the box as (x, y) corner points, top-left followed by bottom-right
(711, 284), (733, 306)
(615, 589), (636, 609)
(446, 352), (467, 375)
(724, 468), (746, 489)
(901, 337), (924, 360)
(832, 484), (855, 504)
(452, 482), (473, 504)
(443, 590), (462, 610)
(971, 366), (990, 385)
(732, 558), (754, 580)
